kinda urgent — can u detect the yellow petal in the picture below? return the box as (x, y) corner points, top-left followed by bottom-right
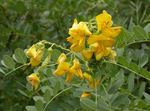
(72, 59), (80, 68)
(57, 53), (67, 64)
(96, 10), (113, 31)
(27, 73), (40, 90)
(98, 38), (114, 47)
(71, 59), (83, 79)
(90, 79), (100, 89)
(26, 45), (37, 58)
(54, 62), (70, 76)
(29, 49), (43, 67)
(70, 39), (85, 52)
(95, 52), (103, 61)
(30, 58), (41, 67)
(80, 92), (91, 98)
(89, 42), (99, 52)
(65, 72), (74, 82)
(88, 34), (104, 45)
(76, 68), (83, 79)
(78, 22), (92, 35)
(109, 49), (117, 62)
(82, 49), (93, 60)
(67, 36), (76, 43)
(88, 34), (114, 47)
(94, 45), (105, 60)
(69, 20), (91, 36)
(83, 72), (93, 83)
(102, 26), (121, 38)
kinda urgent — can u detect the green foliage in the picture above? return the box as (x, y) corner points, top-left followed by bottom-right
(0, 0), (150, 111)
(116, 26), (150, 48)
(13, 48), (27, 64)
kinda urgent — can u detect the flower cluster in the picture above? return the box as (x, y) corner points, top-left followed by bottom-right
(27, 73), (40, 90)
(26, 43), (44, 67)
(67, 10), (121, 61)
(54, 53), (100, 98)
(25, 10), (121, 93)
(54, 53), (83, 82)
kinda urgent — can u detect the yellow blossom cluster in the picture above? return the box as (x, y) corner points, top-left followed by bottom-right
(27, 73), (40, 90)
(67, 10), (121, 61)
(54, 53), (83, 82)
(26, 44), (44, 67)
(25, 10), (120, 93)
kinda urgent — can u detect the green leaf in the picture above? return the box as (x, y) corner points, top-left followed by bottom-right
(116, 26), (150, 48)
(1, 55), (15, 69)
(98, 99), (109, 111)
(144, 23), (150, 33)
(33, 96), (45, 103)
(138, 82), (146, 98)
(13, 48), (27, 64)
(18, 89), (29, 98)
(143, 92), (150, 104)
(108, 70), (124, 94)
(115, 28), (131, 47)
(35, 100), (44, 111)
(80, 98), (97, 111)
(133, 26), (149, 39)
(33, 96), (45, 111)
(138, 54), (148, 67)
(15, 1), (26, 13)
(41, 86), (54, 102)
(117, 57), (150, 81)
(26, 106), (37, 111)
(0, 67), (5, 75)
(128, 73), (135, 92)
(111, 93), (129, 107)
(116, 48), (124, 57)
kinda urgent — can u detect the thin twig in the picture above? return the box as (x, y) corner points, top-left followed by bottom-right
(5, 64), (29, 76)
(43, 86), (72, 111)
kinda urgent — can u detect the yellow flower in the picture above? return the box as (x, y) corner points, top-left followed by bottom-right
(88, 34), (114, 47)
(54, 62), (70, 76)
(70, 38), (85, 52)
(81, 49), (93, 60)
(83, 72), (93, 83)
(55, 54), (84, 82)
(69, 19), (91, 37)
(102, 26), (121, 38)
(89, 42), (99, 52)
(67, 19), (91, 52)
(83, 72), (100, 89)
(26, 45), (43, 67)
(80, 92), (91, 98)
(108, 49), (117, 62)
(57, 53), (67, 64)
(27, 73), (40, 90)
(55, 53), (70, 76)
(88, 42), (112, 61)
(65, 70), (74, 82)
(70, 59), (83, 79)
(95, 45), (112, 60)
(96, 10), (113, 31)
(26, 44), (37, 58)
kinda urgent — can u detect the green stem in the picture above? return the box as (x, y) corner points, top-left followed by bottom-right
(41, 40), (71, 52)
(125, 40), (150, 47)
(103, 60), (140, 77)
(5, 64), (29, 76)
(43, 86), (72, 111)
(95, 87), (98, 111)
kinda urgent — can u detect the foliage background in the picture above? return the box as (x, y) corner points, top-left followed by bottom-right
(0, 0), (150, 111)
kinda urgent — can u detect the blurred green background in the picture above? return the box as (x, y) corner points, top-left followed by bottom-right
(0, 0), (150, 111)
